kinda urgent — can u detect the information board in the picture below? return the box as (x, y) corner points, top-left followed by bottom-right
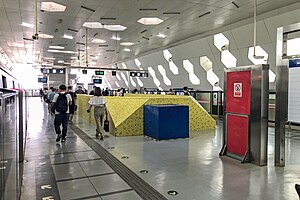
(288, 59), (300, 123)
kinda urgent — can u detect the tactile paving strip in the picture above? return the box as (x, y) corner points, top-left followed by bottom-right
(70, 124), (168, 200)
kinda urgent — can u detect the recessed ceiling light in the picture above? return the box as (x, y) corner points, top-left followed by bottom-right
(157, 33), (166, 38)
(124, 48), (131, 52)
(7, 42), (24, 48)
(41, 2), (66, 12)
(92, 39), (106, 43)
(44, 57), (55, 60)
(39, 33), (54, 39)
(64, 62), (71, 65)
(48, 49), (77, 54)
(104, 25), (127, 31)
(98, 53), (102, 55)
(63, 34), (73, 39)
(83, 22), (103, 29)
(112, 35), (121, 41)
(58, 60), (64, 63)
(70, 57), (77, 59)
(120, 42), (134, 46)
(137, 17), (163, 25)
(49, 45), (64, 49)
(90, 61), (96, 65)
(21, 22), (34, 28)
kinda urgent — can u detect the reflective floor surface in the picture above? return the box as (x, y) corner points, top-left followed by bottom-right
(20, 97), (300, 200)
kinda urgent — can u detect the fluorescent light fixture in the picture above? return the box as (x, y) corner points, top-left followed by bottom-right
(83, 22), (103, 29)
(49, 45), (65, 49)
(137, 17), (163, 25)
(48, 49), (77, 54)
(58, 60), (64, 63)
(41, 2), (66, 12)
(91, 39), (106, 43)
(43, 57), (55, 60)
(120, 42), (134, 46)
(64, 62), (71, 65)
(104, 25), (127, 31)
(112, 35), (121, 41)
(124, 48), (131, 52)
(39, 33), (54, 39)
(63, 34), (73, 39)
(70, 57), (77, 59)
(21, 22), (34, 28)
(7, 42), (24, 48)
(157, 33), (166, 38)
(221, 50), (237, 68)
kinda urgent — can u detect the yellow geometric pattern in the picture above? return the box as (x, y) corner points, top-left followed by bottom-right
(76, 94), (216, 136)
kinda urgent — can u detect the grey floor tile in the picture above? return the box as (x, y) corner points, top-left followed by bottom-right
(49, 153), (77, 164)
(90, 174), (131, 195)
(102, 191), (142, 200)
(52, 162), (86, 181)
(57, 178), (98, 200)
(73, 151), (101, 161)
(79, 160), (114, 176)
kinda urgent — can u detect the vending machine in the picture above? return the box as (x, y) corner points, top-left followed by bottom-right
(220, 64), (269, 166)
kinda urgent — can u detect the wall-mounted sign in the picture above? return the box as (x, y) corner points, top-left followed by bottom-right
(233, 83), (242, 97)
(41, 68), (65, 74)
(112, 71), (116, 76)
(93, 79), (102, 84)
(289, 59), (300, 68)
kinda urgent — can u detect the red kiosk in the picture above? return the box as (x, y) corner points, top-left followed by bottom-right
(220, 64), (269, 166)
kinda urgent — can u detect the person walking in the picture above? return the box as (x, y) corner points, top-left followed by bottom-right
(51, 85), (72, 142)
(47, 88), (56, 115)
(67, 86), (77, 123)
(87, 87), (106, 140)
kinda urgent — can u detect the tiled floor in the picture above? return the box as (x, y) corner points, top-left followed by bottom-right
(20, 97), (300, 200)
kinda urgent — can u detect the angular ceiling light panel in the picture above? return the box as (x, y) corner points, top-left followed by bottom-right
(63, 34), (73, 39)
(158, 65), (171, 86)
(116, 73), (121, 81)
(200, 56), (212, 72)
(157, 33), (166, 38)
(124, 48), (131, 52)
(134, 58), (143, 69)
(49, 45), (64, 49)
(214, 33), (229, 51)
(92, 39), (106, 43)
(248, 46), (268, 65)
(163, 49), (178, 75)
(183, 60), (200, 85)
(83, 22), (103, 29)
(248, 46), (275, 82)
(115, 81), (120, 87)
(41, 2), (66, 12)
(221, 50), (237, 68)
(121, 42), (134, 46)
(137, 78), (144, 87)
(130, 77), (137, 87)
(104, 25), (127, 31)
(200, 56), (220, 88)
(122, 63), (127, 69)
(138, 17), (163, 25)
(148, 67), (161, 88)
(121, 72), (129, 86)
(39, 33), (54, 39)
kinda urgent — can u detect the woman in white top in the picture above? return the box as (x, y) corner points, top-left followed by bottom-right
(87, 87), (106, 140)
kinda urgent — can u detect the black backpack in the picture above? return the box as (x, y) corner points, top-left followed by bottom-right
(55, 93), (68, 113)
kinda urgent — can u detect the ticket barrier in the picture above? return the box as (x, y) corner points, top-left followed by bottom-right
(220, 64), (269, 166)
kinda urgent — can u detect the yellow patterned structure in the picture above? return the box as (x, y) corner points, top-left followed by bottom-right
(76, 94), (216, 136)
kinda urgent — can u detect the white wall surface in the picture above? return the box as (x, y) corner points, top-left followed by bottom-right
(107, 2), (300, 91)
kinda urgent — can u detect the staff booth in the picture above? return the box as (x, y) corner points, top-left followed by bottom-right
(220, 64), (269, 166)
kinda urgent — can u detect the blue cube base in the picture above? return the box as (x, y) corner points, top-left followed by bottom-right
(144, 105), (189, 140)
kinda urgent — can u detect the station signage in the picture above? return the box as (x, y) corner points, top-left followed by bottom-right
(95, 71), (104, 75)
(38, 77), (48, 83)
(130, 72), (149, 77)
(41, 68), (65, 74)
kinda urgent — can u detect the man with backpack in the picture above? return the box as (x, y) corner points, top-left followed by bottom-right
(51, 85), (72, 142)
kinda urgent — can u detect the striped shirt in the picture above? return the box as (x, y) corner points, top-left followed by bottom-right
(88, 96), (106, 106)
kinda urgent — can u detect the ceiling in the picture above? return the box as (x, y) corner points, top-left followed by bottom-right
(0, 0), (299, 69)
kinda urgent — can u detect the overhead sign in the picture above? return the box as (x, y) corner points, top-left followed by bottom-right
(38, 77), (48, 83)
(130, 72), (149, 77)
(233, 83), (242, 97)
(93, 79), (102, 84)
(41, 68), (65, 74)
(289, 59), (300, 68)
(95, 71), (104, 75)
